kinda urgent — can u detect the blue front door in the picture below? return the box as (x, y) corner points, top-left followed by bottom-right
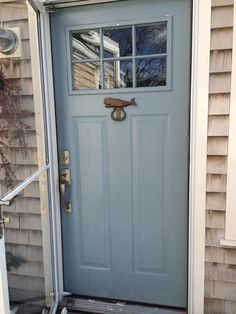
(51, 0), (191, 308)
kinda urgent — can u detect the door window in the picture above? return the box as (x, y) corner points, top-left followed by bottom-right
(69, 19), (171, 92)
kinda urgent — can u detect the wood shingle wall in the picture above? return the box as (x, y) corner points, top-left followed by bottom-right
(205, 0), (236, 313)
(0, 0), (48, 304)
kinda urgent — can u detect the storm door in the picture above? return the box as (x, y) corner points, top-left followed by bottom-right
(51, 0), (191, 308)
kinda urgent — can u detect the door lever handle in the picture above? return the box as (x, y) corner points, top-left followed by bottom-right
(60, 183), (66, 200)
(60, 169), (71, 185)
(60, 169), (72, 214)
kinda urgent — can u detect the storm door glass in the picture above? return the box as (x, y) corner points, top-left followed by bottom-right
(1, 171), (54, 313)
(0, 4), (57, 313)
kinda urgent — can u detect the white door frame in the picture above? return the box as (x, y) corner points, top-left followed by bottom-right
(0, 235), (10, 314)
(0, 0), (211, 313)
(188, 1), (211, 312)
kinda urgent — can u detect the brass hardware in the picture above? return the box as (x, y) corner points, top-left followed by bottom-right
(60, 183), (66, 198)
(60, 169), (71, 185)
(0, 213), (10, 239)
(0, 217), (10, 225)
(60, 150), (70, 165)
(104, 97), (137, 122)
(65, 202), (72, 214)
(111, 108), (126, 121)
(0, 195), (21, 238)
(60, 169), (72, 214)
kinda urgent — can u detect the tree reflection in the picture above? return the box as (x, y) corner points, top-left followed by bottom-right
(136, 58), (166, 87)
(103, 28), (132, 58)
(136, 23), (167, 55)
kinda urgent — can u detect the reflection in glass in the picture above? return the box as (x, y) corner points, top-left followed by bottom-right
(4, 173), (54, 313)
(72, 30), (101, 60)
(103, 27), (132, 58)
(136, 23), (167, 55)
(104, 59), (133, 89)
(136, 58), (166, 87)
(73, 62), (101, 90)
(70, 21), (169, 91)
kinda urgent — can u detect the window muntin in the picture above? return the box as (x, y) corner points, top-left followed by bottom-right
(70, 21), (169, 91)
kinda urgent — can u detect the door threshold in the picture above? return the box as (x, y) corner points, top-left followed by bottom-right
(63, 296), (186, 314)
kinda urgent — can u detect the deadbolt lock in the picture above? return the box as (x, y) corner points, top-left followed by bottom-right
(60, 169), (71, 185)
(60, 150), (70, 165)
(65, 202), (72, 214)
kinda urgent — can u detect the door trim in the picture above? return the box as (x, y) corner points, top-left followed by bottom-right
(27, 0), (211, 313)
(188, 1), (210, 313)
(0, 235), (10, 314)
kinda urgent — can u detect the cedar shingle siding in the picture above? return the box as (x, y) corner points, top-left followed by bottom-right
(205, 1), (236, 313)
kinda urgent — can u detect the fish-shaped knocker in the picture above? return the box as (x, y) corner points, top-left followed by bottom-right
(104, 97), (137, 122)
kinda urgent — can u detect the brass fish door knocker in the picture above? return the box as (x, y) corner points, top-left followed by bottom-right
(104, 97), (137, 122)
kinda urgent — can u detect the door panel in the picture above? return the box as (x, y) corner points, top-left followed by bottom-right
(132, 115), (167, 274)
(74, 116), (111, 269)
(51, 0), (191, 308)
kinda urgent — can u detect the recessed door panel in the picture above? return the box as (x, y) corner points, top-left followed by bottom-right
(73, 117), (111, 269)
(132, 115), (168, 274)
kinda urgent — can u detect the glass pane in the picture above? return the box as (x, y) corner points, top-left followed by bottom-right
(72, 30), (101, 60)
(0, 6), (56, 312)
(3, 172), (54, 313)
(136, 22), (167, 55)
(73, 62), (101, 90)
(136, 58), (167, 87)
(0, 69), (42, 190)
(103, 27), (132, 58)
(104, 59), (133, 88)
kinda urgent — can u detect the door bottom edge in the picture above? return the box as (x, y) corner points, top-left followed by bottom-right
(62, 296), (186, 314)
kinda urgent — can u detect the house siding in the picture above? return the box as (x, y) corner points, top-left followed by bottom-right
(205, 1), (236, 313)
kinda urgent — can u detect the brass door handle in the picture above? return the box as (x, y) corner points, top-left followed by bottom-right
(60, 169), (72, 214)
(104, 97), (137, 121)
(60, 183), (66, 201)
(60, 169), (71, 185)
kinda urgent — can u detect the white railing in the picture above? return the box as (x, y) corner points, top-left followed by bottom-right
(0, 164), (49, 206)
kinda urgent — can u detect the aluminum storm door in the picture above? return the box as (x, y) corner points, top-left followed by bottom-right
(51, 0), (191, 308)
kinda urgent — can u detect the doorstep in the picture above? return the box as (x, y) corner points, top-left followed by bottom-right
(58, 296), (186, 314)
